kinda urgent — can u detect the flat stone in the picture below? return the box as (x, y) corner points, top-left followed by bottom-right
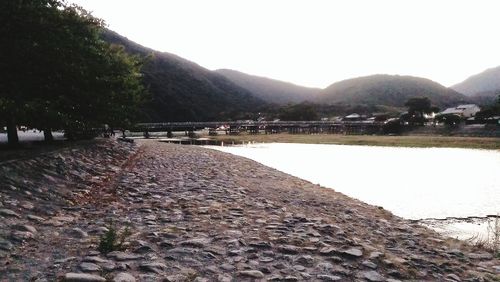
(164, 274), (187, 282)
(315, 262), (333, 273)
(249, 241), (272, 249)
(468, 253), (493, 260)
(369, 251), (384, 260)
(267, 275), (284, 281)
(54, 257), (77, 264)
(332, 265), (351, 275)
(108, 252), (142, 261)
(220, 263), (235, 271)
(27, 215), (45, 222)
(79, 262), (101, 272)
(317, 275), (342, 281)
(445, 274), (461, 281)
(82, 256), (110, 263)
(139, 262), (167, 274)
(133, 245), (154, 254)
(341, 247), (363, 258)
(179, 238), (210, 248)
(223, 230), (243, 237)
(237, 270), (265, 279)
(69, 228), (88, 238)
(277, 244), (301, 254)
(10, 231), (35, 242)
(20, 202), (34, 210)
(13, 224), (37, 233)
(112, 272), (136, 282)
(165, 247), (197, 257)
(362, 260), (378, 269)
(217, 274), (232, 282)
(101, 261), (116, 271)
(293, 264), (305, 271)
(0, 238), (14, 251)
(259, 256), (274, 263)
(296, 255), (314, 266)
(319, 247), (337, 255)
(0, 209), (20, 218)
(63, 273), (106, 282)
(362, 270), (385, 282)
(90, 226), (109, 235)
(447, 249), (463, 256)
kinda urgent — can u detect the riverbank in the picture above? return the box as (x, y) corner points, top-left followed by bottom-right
(213, 133), (500, 150)
(0, 139), (498, 281)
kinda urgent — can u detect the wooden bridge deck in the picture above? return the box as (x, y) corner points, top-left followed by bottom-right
(132, 121), (387, 135)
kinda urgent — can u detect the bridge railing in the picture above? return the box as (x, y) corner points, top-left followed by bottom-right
(132, 120), (386, 131)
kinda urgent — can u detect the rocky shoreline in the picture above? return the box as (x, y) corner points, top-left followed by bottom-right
(0, 139), (498, 281)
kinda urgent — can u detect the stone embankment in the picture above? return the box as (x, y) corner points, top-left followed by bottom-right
(0, 139), (498, 281)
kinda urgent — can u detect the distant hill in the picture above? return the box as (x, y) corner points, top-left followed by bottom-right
(101, 30), (263, 122)
(318, 75), (468, 108)
(215, 69), (320, 104)
(452, 66), (500, 96)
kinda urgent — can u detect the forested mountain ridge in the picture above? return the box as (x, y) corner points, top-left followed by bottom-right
(452, 66), (500, 96)
(101, 31), (475, 121)
(101, 30), (264, 122)
(451, 66), (500, 105)
(215, 69), (320, 104)
(318, 74), (468, 108)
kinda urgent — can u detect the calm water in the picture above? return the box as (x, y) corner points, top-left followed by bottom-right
(209, 143), (500, 221)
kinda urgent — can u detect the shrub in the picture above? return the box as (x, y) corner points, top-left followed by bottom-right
(98, 221), (131, 254)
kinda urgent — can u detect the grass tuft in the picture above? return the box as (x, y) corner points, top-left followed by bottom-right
(98, 220), (132, 254)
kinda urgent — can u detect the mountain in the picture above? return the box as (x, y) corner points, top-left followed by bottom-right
(215, 69), (320, 104)
(452, 66), (500, 96)
(318, 74), (468, 108)
(101, 30), (263, 122)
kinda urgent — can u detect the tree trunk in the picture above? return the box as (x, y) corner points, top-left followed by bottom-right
(43, 129), (53, 142)
(6, 116), (19, 147)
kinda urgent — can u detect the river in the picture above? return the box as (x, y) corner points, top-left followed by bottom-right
(208, 143), (500, 240)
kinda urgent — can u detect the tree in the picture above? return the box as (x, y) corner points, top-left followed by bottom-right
(475, 94), (500, 121)
(0, 0), (145, 145)
(435, 114), (461, 127)
(279, 103), (319, 121)
(0, 0), (61, 145)
(404, 97), (435, 125)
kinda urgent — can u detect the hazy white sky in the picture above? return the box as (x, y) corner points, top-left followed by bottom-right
(70, 0), (500, 88)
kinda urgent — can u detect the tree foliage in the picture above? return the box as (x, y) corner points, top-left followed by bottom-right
(435, 114), (461, 127)
(0, 0), (145, 144)
(403, 97), (439, 125)
(279, 103), (319, 121)
(102, 30), (262, 122)
(475, 94), (500, 121)
(320, 74), (467, 107)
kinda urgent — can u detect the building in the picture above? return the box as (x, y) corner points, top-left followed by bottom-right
(342, 113), (364, 122)
(439, 104), (481, 118)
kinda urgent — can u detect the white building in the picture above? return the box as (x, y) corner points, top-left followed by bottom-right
(439, 104), (481, 118)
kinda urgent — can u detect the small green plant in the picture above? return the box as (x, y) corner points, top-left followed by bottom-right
(98, 221), (132, 254)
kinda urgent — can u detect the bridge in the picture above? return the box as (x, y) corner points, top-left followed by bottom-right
(132, 120), (388, 135)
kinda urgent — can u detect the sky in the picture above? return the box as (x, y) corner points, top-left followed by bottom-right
(69, 0), (500, 89)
